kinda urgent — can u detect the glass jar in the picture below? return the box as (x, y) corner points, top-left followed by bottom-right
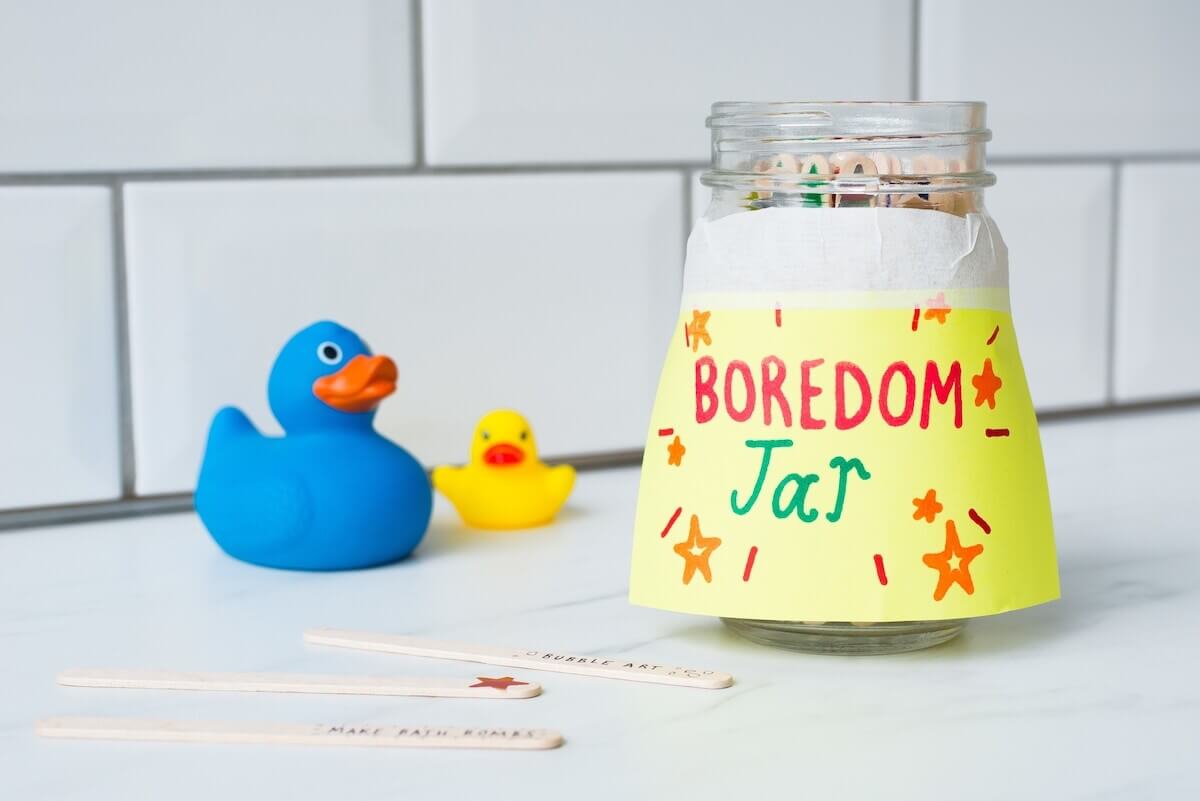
(703, 102), (992, 655)
(632, 99), (1057, 655)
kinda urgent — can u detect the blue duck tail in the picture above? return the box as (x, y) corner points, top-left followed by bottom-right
(206, 406), (260, 447)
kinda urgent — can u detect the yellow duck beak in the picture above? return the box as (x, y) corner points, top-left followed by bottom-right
(482, 442), (525, 466)
(471, 410), (537, 468)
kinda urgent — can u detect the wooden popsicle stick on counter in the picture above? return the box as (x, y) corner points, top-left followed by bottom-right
(57, 668), (541, 698)
(303, 628), (734, 689)
(36, 717), (563, 750)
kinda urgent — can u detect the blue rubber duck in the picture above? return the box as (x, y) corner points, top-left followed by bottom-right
(195, 321), (432, 570)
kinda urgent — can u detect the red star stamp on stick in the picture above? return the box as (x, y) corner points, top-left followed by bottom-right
(469, 676), (530, 691)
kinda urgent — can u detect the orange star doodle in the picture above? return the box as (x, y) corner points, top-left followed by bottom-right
(972, 358), (1003, 409)
(673, 514), (721, 585)
(686, 309), (712, 353)
(923, 291), (951, 324)
(912, 489), (943, 523)
(922, 519), (984, 601)
(666, 435), (686, 466)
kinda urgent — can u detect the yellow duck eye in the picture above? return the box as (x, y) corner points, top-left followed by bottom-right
(481, 431), (490, 441)
(520, 431), (528, 441)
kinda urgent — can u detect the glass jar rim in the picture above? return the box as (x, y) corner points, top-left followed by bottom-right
(707, 100), (990, 142)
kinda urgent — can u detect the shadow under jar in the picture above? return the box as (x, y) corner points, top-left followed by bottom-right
(703, 101), (996, 655)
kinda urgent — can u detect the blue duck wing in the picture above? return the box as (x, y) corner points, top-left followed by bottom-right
(195, 469), (313, 562)
(196, 408), (313, 562)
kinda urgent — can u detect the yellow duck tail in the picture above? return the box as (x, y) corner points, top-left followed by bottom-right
(545, 464), (576, 510)
(431, 465), (465, 502)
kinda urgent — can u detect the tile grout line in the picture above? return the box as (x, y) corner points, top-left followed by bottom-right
(910, 0), (921, 101)
(0, 449), (646, 532)
(1032, 394), (1200, 421)
(1104, 161), (1122, 402)
(988, 153), (1200, 166)
(409, 0), (427, 167)
(0, 494), (195, 533)
(0, 162), (712, 185)
(2, 154), (1200, 186)
(108, 179), (138, 498)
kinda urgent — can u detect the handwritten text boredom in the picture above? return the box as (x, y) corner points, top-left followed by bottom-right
(695, 356), (963, 430)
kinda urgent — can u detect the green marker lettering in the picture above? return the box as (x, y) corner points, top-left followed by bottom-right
(825, 456), (871, 522)
(731, 439), (793, 515)
(772, 473), (821, 521)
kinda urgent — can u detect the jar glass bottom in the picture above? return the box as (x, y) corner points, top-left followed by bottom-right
(721, 617), (965, 655)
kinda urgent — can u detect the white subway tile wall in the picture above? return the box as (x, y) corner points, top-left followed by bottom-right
(1, 0), (1197, 516)
(921, 0), (1200, 157)
(124, 174), (681, 495)
(0, 188), (121, 508)
(0, 1), (414, 172)
(423, 0), (912, 165)
(1113, 163), (1200, 400)
(988, 165), (1114, 410)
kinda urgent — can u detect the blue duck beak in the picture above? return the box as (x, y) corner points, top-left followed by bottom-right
(312, 354), (397, 413)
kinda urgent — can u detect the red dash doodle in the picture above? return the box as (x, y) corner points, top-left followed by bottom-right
(873, 554), (888, 585)
(657, 427), (674, 437)
(968, 508), (992, 534)
(986, 325), (1000, 345)
(911, 307), (921, 331)
(683, 321), (690, 348)
(775, 306), (782, 327)
(660, 506), (683, 538)
(743, 546), (759, 581)
(985, 428), (1011, 438)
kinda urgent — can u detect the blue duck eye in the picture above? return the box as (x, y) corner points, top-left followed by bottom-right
(317, 342), (342, 365)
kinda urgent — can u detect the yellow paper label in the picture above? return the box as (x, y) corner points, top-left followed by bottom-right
(630, 297), (1059, 622)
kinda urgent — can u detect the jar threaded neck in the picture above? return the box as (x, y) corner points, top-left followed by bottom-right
(703, 101), (994, 198)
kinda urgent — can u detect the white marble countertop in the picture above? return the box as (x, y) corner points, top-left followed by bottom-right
(2, 408), (1198, 800)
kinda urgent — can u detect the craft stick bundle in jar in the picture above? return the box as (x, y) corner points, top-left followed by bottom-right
(629, 102), (1060, 655)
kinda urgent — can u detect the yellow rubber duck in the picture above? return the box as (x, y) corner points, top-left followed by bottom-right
(433, 410), (575, 529)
